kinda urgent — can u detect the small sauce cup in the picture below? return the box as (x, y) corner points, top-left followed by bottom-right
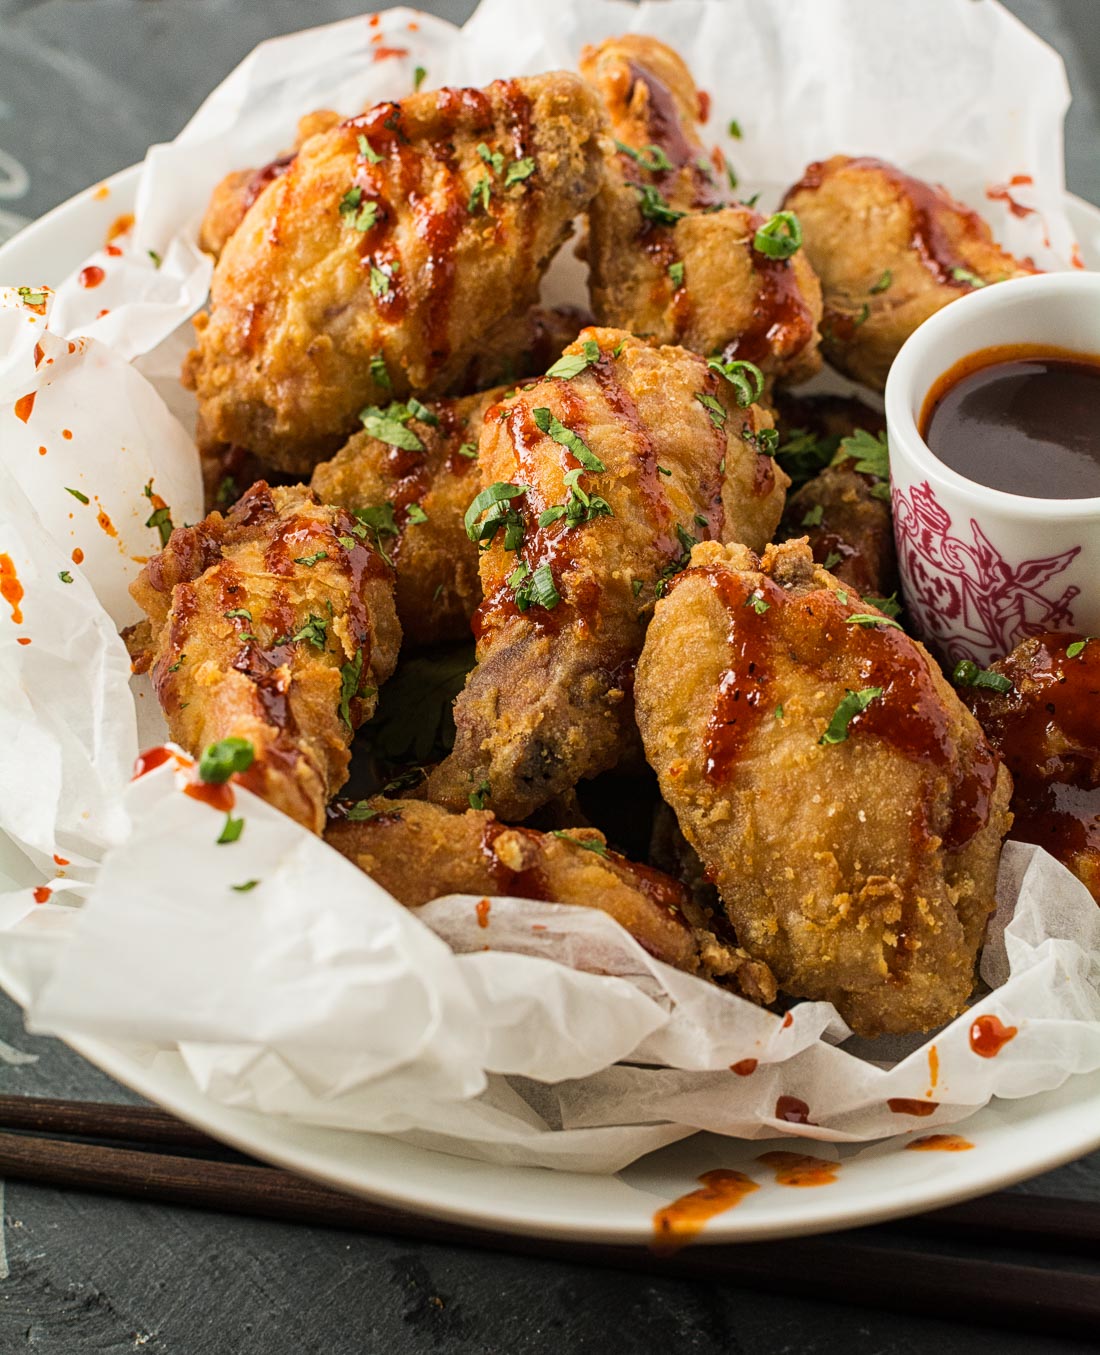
(885, 271), (1100, 667)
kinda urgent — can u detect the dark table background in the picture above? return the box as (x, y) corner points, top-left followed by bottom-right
(1, 2), (1098, 1351)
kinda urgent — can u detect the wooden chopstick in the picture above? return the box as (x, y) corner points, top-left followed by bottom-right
(0, 1099), (1098, 1338)
(0, 1094), (218, 1151)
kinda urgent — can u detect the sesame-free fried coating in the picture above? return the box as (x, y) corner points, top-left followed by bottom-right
(423, 327), (788, 822)
(185, 72), (608, 475)
(326, 795), (774, 995)
(311, 386), (502, 647)
(580, 35), (822, 384)
(782, 156), (1036, 391)
(127, 482), (401, 834)
(635, 538), (1012, 1037)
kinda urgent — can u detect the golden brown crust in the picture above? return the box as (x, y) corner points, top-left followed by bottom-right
(423, 327), (788, 822)
(580, 36), (822, 383)
(127, 482), (401, 834)
(187, 73), (609, 475)
(782, 155), (1036, 391)
(780, 464), (898, 599)
(635, 537), (1013, 1036)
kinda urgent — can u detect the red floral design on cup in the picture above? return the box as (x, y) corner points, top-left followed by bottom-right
(892, 480), (1080, 664)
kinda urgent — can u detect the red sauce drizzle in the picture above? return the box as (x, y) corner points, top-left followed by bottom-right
(969, 1014), (1018, 1058)
(757, 1151), (839, 1187)
(652, 1170), (759, 1252)
(731, 1058), (758, 1076)
(0, 554), (24, 623)
(481, 821), (551, 901)
(721, 208), (815, 368)
(475, 897), (491, 929)
(14, 392), (35, 423)
(373, 45), (409, 60)
(243, 154), (296, 214)
(16, 636), (30, 646)
(78, 265), (105, 289)
(907, 1134), (973, 1152)
(184, 779), (236, 812)
(887, 1098), (940, 1117)
(132, 746), (173, 778)
(53, 854), (69, 866)
(986, 174), (1036, 219)
(774, 1095), (812, 1124)
(33, 343), (45, 368)
(33, 886), (51, 904)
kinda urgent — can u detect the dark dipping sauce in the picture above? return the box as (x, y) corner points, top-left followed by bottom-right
(921, 344), (1100, 499)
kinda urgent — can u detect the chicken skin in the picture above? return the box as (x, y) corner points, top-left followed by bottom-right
(311, 386), (502, 647)
(423, 327), (789, 822)
(580, 35), (822, 384)
(635, 538), (1013, 1037)
(185, 73), (608, 475)
(127, 482), (401, 834)
(962, 632), (1100, 903)
(782, 156), (1037, 391)
(326, 795), (775, 997)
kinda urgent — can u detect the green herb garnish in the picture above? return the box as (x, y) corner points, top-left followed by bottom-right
(464, 482), (528, 550)
(753, 211), (802, 260)
(552, 830), (610, 858)
(707, 357), (765, 407)
(819, 687), (883, 745)
(695, 392), (726, 429)
(339, 187), (378, 232)
(952, 660), (1012, 693)
(632, 183), (685, 226)
(217, 813), (245, 845)
(531, 407), (605, 471)
(198, 737), (255, 784)
(338, 648), (365, 728)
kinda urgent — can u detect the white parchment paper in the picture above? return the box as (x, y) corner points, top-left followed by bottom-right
(1, 0), (1097, 1174)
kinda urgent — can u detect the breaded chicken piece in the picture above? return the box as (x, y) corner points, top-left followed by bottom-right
(185, 73), (608, 475)
(580, 36), (822, 384)
(779, 463), (898, 600)
(126, 482), (401, 834)
(423, 327), (789, 822)
(310, 386), (501, 647)
(635, 538), (1013, 1037)
(326, 795), (775, 997)
(962, 632), (1100, 903)
(782, 156), (1037, 391)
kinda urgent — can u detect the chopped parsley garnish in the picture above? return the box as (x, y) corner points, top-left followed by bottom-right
(360, 401), (426, 451)
(369, 264), (393, 298)
(745, 426), (779, 456)
(224, 608), (252, 622)
(615, 141), (674, 173)
(834, 428), (890, 498)
(611, 338), (627, 358)
(1067, 638), (1095, 659)
(743, 192), (760, 208)
(406, 503), (429, 525)
(468, 176), (492, 215)
(339, 187), (378, 232)
(358, 134), (383, 164)
(353, 502), (400, 564)
(457, 441), (478, 459)
(17, 286), (48, 305)
(836, 591), (849, 604)
(65, 487), (89, 504)
(281, 613), (328, 650)
(370, 352), (391, 391)
(845, 612), (902, 630)
(951, 267), (986, 288)
(294, 551), (328, 567)
(168, 654), (185, 672)
(142, 480), (175, 545)
(853, 303), (870, 327)
(512, 562), (560, 612)
(668, 261), (685, 287)
(338, 647), (365, 728)
(147, 250), (162, 270)
(468, 778), (491, 810)
(464, 482), (528, 550)
(728, 119), (743, 139)
(801, 504), (824, 527)
(657, 465), (672, 477)
(198, 737), (255, 784)
(58, 570), (73, 584)
(216, 475), (238, 508)
(478, 142), (504, 174)
(774, 704), (784, 720)
(864, 593), (902, 618)
(745, 590), (769, 614)
(504, 157), (536, 187)
(753, 210), (803, 260)
(217, 812), (245, 845)
(707, 357), (765, 407)
(531, 407), (605, 471)
(546, 339), (601, 380)
(364, 647), (474, 766)
(775, 429), (838, 489)
(632, 183), (685, 227)
(414, 65), (427, 91)
(822, 550), (842, 570)
(952, 660), (1012, 693)
(819, 687), (883, 745)
(231, 879), (260, 892)
(552, 830), (610, 858)
(632, 578), (644, 597)
(870, 269), (892, 294)
(655, 522), (700, 597)
(538, 468), (612, 530)
(695, 392), (726, 429)
(345, 801), (379, 822)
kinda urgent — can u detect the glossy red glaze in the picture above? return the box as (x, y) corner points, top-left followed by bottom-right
(969, 1013), (1018, 1058)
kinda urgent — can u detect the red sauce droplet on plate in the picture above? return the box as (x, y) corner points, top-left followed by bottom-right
(78, 265), (106, 289)
(730, 1058), (758, 1076)
(53, 854), (69, 866)
(33, 886), (51, 904)
(757, 1151), (839, 1187)
(106, 212), (135, 242)
(928, 1043), (939, 1091)
(907, 1134), (973, 1153)
(96, 507), (117, 538)
(781, 1012), (793, 1029)
(132, 745), (173, 779)
(985, 175), (1037, 219)
(62, 429), (73, 440)
(696, 89), (710, 123)
(969, 1013), (1018, 1058)
(774, 1095), (812, 1124)
(887, 1098), (940, 1117)
(652, 1169), (759, 1252)
(14, 392), (35, 423)
(38, 445), (47, 456)
(71, 548), (84, 564)
(475, 898), (491, 929)
(0, 554), (25, 624)
(373, 45), (409, 60)
(33, 342), (45, 368)
(16, 636), (30, 646)
(184, 779), (236, 812)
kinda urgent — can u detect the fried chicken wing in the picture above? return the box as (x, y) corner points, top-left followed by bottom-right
(962, 632), (1100, 903)
(185, 73), (608, 475)
(635, 537), (1012, 1036)
(580, 36), (822, 384)
(326, 795), (774, 996)
(126, 482), (401, 834)
(311, 386), (501, 647)
(423, 327), (789, 822)
(782, 156), (1036, 391)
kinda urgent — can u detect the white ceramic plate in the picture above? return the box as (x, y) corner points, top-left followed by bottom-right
(2, 170), (1099, 1247)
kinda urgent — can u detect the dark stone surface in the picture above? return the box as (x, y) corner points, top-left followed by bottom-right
(1, 2), (1098, 1351)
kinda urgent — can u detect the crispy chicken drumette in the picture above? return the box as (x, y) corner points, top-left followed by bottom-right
(185, 73), (608, 475)
(782, 156), (1037, 391)
(962, 632), (1100, 903)
(326, 796), (776, 998)
(580, 35), (822, 384)
(310, 386), (502, 647)
(126, 482), (401, 834)
(635, 537), (1013, 1037)
(423, 327), (789, 823)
